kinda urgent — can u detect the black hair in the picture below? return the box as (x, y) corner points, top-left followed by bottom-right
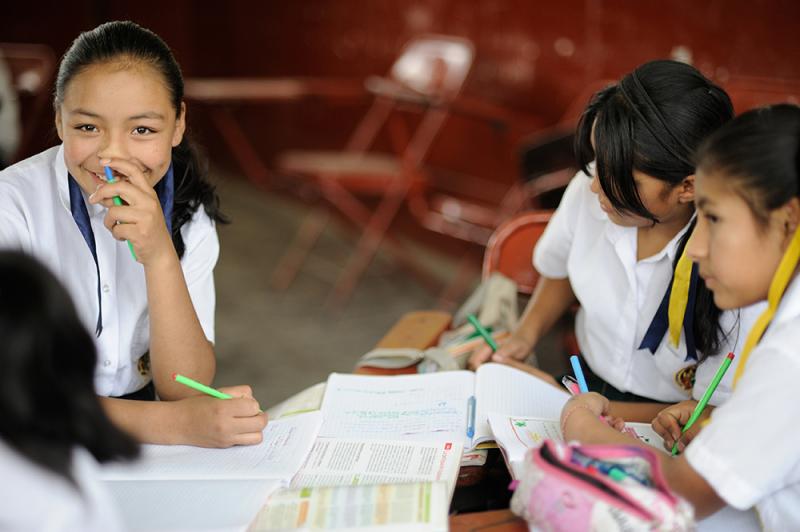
(575, 60), (733, 223)
(54, 20), (227, 257)
(0, 251), (139, 485)
(576, 60), (735, 362)
(696, 103), (800, 226)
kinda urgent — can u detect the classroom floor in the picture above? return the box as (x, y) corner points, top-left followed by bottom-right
(211, 170), (571, 409)
(211, 171), (451, 408)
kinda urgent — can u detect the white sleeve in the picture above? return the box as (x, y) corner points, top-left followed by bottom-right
(532, 171), (588, 279)
(0, 182), (30, 249)
(179, 207), (219, 344)
(685, 342), (800, 510)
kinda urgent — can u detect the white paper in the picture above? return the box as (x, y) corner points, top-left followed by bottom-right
(473, 364), (570, 445)
(266, 382), (326, 420)
(248, 482), (448, 531)
(319, 372), (474, 442)
(101, 411), (322, 481)
(291, 438), (462, 497)
(105, 479), (281, 532)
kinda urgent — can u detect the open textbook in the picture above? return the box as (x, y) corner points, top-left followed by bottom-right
(249, 482), (448, 531)
(487, 413), (665, 479)
(291, 438), (462, 498)
(319, 363), (570, 450)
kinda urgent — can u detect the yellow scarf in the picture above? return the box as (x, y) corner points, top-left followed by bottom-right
(667, 234), (696, 348)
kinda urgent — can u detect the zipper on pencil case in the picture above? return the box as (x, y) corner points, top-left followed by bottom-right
(538, 443), (655, 522)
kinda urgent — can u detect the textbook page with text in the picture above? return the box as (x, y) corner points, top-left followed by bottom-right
(291, 438), (462, 499)
(248, 482), (448, 532)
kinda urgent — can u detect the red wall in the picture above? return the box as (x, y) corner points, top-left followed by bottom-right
(3, 0), (799, 179)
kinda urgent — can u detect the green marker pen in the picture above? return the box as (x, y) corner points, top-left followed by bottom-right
(104, 166), (137, 260)
(173, 373), (232, 400)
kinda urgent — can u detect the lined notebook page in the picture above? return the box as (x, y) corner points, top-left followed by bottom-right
(100, 411), (322, 481)
(474, 363), (569, 443)
(319, 371), (475, 442)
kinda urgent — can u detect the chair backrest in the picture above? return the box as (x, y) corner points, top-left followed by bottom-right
(482, 210), (553, 294)
(390, 35), (474, 99)
(348, 35), (475, 166)
(0, 43), (56, 163)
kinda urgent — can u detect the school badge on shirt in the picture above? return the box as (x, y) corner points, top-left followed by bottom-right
(674, 364), (696, 392)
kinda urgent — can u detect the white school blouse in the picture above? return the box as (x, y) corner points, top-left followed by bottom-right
(0, 440), (124, 532)
(686, 276), (800, 531)
(0, 145), (219, 396)
(533, 171), (763, 403)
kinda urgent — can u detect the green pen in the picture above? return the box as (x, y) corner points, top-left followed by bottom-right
(173, 373), (232, 400)
(104, 166), (137, 260)
(671, 352), (735, 455)
(467, 314), (498, 352)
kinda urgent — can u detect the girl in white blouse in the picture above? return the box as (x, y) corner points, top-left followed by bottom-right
(0, 21), (266, 447)
(471, 60), (762, 422)
(562, 104), (800, 529)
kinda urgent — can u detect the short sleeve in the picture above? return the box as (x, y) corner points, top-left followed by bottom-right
(685, 341), (800, 510)
(532, 171), (589, 279)
(0, 182), (30, 249)
(179, 207), (219, 344)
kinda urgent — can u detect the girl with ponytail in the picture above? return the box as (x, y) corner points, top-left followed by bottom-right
(0, 21), (266, 447)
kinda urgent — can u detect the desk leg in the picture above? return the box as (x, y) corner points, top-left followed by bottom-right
(211, 106), (275, 190)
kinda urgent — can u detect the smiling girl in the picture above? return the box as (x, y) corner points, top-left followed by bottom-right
(0, 21), (266, 447)
(561, 104), (800, 528)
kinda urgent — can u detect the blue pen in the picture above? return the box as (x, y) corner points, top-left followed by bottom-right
(103, 166), (137, 260)
(466, 395), (476, 439)
(569, 355), (589, 393)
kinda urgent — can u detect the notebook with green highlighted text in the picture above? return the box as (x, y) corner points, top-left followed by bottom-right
(318, 363), (570, 450)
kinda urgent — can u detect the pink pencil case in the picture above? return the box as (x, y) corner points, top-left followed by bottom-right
(510, 439), (695, 531)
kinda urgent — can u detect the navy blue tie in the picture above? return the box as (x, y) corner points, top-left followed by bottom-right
(68, 165), (175, 336)
(638, 262), (699, 362)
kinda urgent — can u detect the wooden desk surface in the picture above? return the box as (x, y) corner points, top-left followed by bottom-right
(184, 77), (364, 103)
(450, 509), (526, 531)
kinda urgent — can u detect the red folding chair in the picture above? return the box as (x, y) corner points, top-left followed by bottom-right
(271, 35), (475, 305)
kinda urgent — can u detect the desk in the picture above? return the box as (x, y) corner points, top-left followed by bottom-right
(184, 77), (365, 190)
(361, 310), (526, 530)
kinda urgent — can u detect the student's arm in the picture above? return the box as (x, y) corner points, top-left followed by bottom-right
(91, 158), (216, 401)
(561, 393), (726, 518)
(469, 276), (576, 368)
(100, 385), (267, 447)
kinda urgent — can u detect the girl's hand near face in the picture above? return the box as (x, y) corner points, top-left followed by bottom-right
(89, 157), (174, 267)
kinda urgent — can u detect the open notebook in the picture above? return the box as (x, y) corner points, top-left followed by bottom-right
(487, 413), (666, 479)
(318, 363), (569, 450)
